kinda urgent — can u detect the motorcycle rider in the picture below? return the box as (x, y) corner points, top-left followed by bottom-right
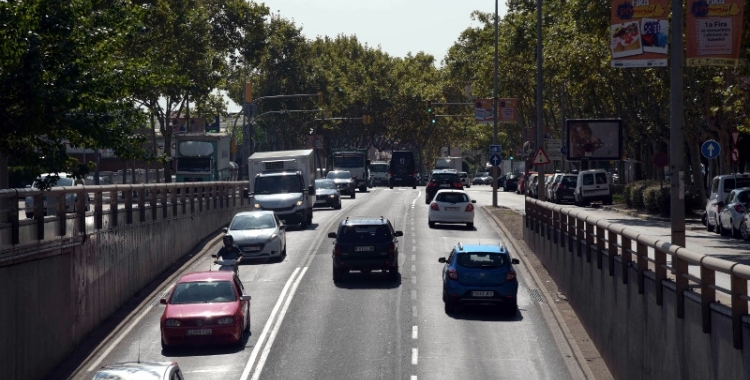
(215, 235), (242, 273)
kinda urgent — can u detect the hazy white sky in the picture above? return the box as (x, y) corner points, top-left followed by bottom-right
(263, 0), (508, 61)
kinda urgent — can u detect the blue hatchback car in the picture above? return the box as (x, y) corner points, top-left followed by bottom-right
(438, 242), (520, 314)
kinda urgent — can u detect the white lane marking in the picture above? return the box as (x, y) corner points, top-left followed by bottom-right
(412, 325), (418, 340)
(240, 268), (301, 380)
(412, 246), (416, 251)
(249, 267), (309, 380)
(413, 306), (418, 318)
(411, 376), (418, 380)
(86, 299), (158, 372)
(412, 348), (418, 365)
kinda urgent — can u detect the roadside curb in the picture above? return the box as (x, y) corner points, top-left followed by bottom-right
(481, 206), (597, 380)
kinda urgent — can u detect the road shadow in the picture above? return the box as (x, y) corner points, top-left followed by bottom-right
(446, 304), (524, 322)
(334, 271), (402, 289)
(429, 224), (476, 231)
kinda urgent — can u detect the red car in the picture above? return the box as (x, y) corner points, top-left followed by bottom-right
(160, 271), (251, 349)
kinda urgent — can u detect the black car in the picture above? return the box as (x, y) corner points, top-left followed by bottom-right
(426, 169), (463, 204)
(502, 173), (519, 192)
(314, 179), (342, 209)
(389, 150), (417, 189)
(327, 217), (403, 282)
(551, 174), (578, 204)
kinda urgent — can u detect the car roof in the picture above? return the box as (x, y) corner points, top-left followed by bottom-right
(431, 169), (458, 174)
(435, 189), (467, 195)
(455, 243), (509, 255)
(233, 210), (275, 217)
(178, 271), (235, 283)
(341, 216), (389, 226)
(92, 361), (178, 380)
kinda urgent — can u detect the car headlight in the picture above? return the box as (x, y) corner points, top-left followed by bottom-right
(329, 194), (336, 199)
(267, 233), (277, 242)
(217, 317), (234, 325)
(165, 319), (181, 327)
(253, 203), (262, 209)
(295, 200), (304, 206)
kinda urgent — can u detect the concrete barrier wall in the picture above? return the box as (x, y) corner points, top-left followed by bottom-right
(0, 196), (250, 380)
(524, 217), (750, 380)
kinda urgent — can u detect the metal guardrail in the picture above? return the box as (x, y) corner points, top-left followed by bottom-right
(524, 198), (749, 350)
(0, 181), (249, 254)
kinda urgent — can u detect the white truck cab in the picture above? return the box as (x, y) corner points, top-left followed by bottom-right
(705, 173), (750, 232)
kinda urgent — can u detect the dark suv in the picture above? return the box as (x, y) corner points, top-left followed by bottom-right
(389, 150), (417, 189)
(426, 169), (463, 204)
(327, 217), (403, 282)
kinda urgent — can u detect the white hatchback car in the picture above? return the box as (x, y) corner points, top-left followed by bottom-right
(428, 189), (476, 228)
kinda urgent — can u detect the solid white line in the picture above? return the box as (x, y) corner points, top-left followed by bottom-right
(86, 302), (155, 372)
(411, 376), (418, 380)
(240, 267), (301, 380)
(250, 267), (309, 380)
(412, 325), (418, 340)
(412, 348), (418, 365)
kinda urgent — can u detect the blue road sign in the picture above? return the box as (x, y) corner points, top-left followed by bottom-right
(489, 153), (502, 167)
(489, 145), (502, 155)
(701, 140), (720, 159)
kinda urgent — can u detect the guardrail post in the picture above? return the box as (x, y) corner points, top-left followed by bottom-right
(76, 187), (86, 235)
(567, 213), (574, 252)
(700, 261), (714, 333)
(596, 223), (605, 269)
(621, 235), (631, 284)
(161, 187), (168, 218)
(553, 208), (560, 244)
(730, 265), (748, 349)
(673, 249), (688, 319)
(109, 190), (118, 227)
(198, 185), (204, 213)
(9, 191), (19, 244)
(607, 228), (617, 276)
(56, 193), (66, 236)
(125, 187), (133, 224)
(181, 186), (187, 215)
(637, 241), (647, 294)
(655, 246), (667, 306)
(585, 219), (594, 263)
(94, 191), (103, 230)
(150, 186), (157, 221)
(137, 187), (146, 222)
(576, 215), (584, 257)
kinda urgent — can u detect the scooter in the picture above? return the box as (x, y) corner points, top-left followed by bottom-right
(211, 254), (242, 275)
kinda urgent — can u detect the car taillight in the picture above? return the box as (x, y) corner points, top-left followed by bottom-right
(506, 270), (516, 282)
(427, 182), (436, 189)
(465, 204), (474, 212)
(388, 243), (395, 256)
(735, 204), (746, 213)
(430, 202), (440, 211)
(333, 244), (341, 256)
(557, 184), (563, 190)
(717, 205), (723, 213)
(447, 269), (458, 280)
(453, 182), (463, 189)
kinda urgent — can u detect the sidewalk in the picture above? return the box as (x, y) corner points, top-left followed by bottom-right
(598, 203), (706, 230)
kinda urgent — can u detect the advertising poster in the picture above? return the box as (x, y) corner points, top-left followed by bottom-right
(566, 119), (623, 160)
(686, 0), (745, 66)
(474, 98), (517, 124)
(610, 0), (670, 68)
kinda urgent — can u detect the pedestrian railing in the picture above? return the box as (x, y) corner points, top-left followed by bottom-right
(524, 198), (750, 349)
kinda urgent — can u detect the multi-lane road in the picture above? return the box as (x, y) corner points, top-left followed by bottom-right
(61, 186), (588, 380)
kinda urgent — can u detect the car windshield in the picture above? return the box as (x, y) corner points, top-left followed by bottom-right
(327, 171), (351, 180)
(316, 179), (336, 189)
(480, 172), (490, 177)
(170, 281), (237, 304)
(332, 155), (364, 168)
(431, 174), (457, 182)
(370, 164), (388, 172)
(337, 225), (391, 244)
(254, 175), (302, 194)
(230, 213), (276, 230)
(436, 192), (468, 203)
(457, 252), (506, 268)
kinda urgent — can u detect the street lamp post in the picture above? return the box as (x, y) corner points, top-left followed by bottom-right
(535, 0), (545, 201)
(492, 0), (499, 207)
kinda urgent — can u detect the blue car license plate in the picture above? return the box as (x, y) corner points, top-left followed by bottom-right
(472, 291), (494, 297)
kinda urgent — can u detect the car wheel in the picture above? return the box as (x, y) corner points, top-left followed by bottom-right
(388, 267), (399, 281)
(333, 267), (344, 283)
(717, 218), (727, 236)
(244, 310), (251, 333)
(707, 218), (715, 232)
(731, 221), (740, 238)
(444, 301), (456, 314)
(741, 221), (750, 241)
(160, 336), (171, 351)
(467, 222), (474, 229)
(701, 212), (708, 226)
(428, 221), (435, 228)
(334, 202), (342, 209)
(504, 297), (518, 316)
(351, 192), (356, 199)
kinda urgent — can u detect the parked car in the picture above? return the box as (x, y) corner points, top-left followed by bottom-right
(327, 216), (403, 282)
(425, 169), (463, 204)
(517, 172), (531, 194)
(24, 173), (90, 219)
(502, 173), (519, 192)
(715, 187), (750, 237)
(160, 271), (251, 349)
(472, 172), (491, 185)
(459, 171), (471, 188)
(91, 361), (184, 380)
(438, 242), (520, 315)
(545, 173), (566, 201)
(223, 210), (287, 261)
(573, 169), (613, 206)
(706, 173), (750, 232)
(326, 170), (356, 198)
(526, 173), (539, 198)
(314, 179), (342, 209)
(551, 174), (578, 204)
(428, 189), (476, 229)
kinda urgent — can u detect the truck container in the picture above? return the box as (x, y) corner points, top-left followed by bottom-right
(248, 149), (317, 227)
(330, 149), (369, 191)
(435, 156), (462, 172)
(175, 132), (233, 182)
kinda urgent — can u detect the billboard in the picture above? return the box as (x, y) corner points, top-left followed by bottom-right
(474, 98), (517, 124)
(686, 0), (745, 67)
(566, 119), (623, 160)
(610, 0), (670, 68)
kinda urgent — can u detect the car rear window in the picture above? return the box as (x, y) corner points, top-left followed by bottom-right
(725, 178), (750, 191)
(457, 252), (506, 268)
(431, 173), (458, 182)
(338, 225), (391, 244)
(562, 176), (577, 185)
(595, 173), (608, 184)
(436, 192), (469, 203)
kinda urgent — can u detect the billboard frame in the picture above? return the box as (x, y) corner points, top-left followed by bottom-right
(565, 118), (623, 161)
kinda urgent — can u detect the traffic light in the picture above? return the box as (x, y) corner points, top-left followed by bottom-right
(427, 101), (433, 114)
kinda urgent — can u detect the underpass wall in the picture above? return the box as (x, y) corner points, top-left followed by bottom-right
(524, 217), (750, 380)
(0, 199), (249, 380)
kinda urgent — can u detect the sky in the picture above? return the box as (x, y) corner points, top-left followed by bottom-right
(263, 0), (508, 61)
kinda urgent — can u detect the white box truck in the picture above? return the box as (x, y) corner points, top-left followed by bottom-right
(248, 149), (317, 227)
(435, 156), (462, 172)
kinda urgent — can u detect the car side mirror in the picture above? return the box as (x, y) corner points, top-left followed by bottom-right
(222, 227), (228, 233)
(394, 231), (403, 237)
(279, 224), (287, 231)
(438, 257), (447, 263)
(160, 298), (167, 305)
(511, 258), (520, 265)
(327, 232), (337, 238)
(211, 254), (217, 258)
(241, 295), (252, 301)
(471, 200), (476, 203)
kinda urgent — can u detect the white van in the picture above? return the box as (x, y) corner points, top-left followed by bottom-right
(705, 173), (750, 232)
(24, 173), (89, 218)
(574, 169), (613, 206)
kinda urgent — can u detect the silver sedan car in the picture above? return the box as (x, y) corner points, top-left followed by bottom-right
(224, 210), (287, 261)
(716, 187), (750, 238)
